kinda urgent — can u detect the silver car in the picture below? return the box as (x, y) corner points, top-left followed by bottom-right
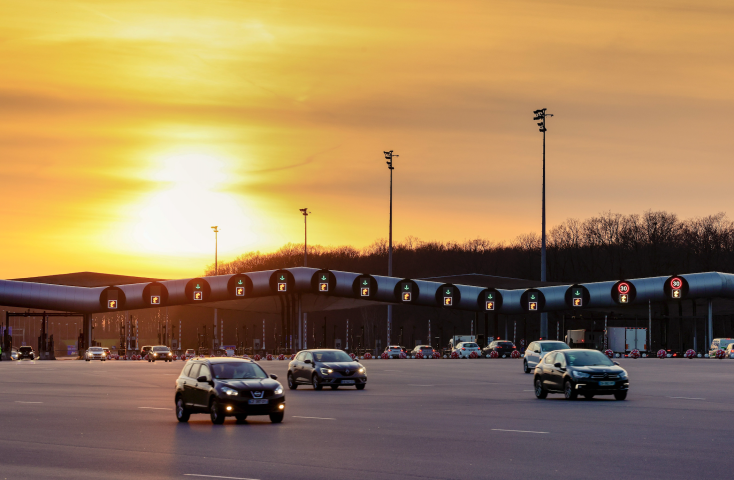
(85, 347), (106, 362)
(523, 340), (570, 373)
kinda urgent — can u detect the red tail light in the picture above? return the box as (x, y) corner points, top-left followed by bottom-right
(462, 348), (466, 350)
(512, 346), (516, 349)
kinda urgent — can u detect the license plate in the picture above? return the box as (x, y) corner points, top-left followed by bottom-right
(341, 380), (355, 384)
(248, 399), (268, 405)
(599, 381), (615, 386)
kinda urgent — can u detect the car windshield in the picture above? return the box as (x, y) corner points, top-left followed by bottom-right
(19, 347), (32, 352)
(565, 350), (614, 367)
(541, 342), (570, 352)
(211, 362), (268, 379)
(312, 351), (353, 362)
(153, 346), (169, 351)
(718, 339), (734, 349)
(89, 348), (103, 352)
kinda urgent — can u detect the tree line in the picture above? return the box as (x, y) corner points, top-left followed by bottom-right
(207, 210), (734, 283)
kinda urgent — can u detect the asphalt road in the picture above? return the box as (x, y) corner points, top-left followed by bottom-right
(1, 356), (733, 480)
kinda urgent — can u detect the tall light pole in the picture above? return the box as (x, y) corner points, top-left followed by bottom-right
(383, 150), (398, 346)
(211, 226), (219, 275)
(533, 108), (553, 339)
(299, 208), (310, 267)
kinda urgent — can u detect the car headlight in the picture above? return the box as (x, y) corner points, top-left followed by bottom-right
(274, 386), (283, 395)
(320, 368), (333, 375)
(572, 371), (590, 379)
(618, 370), (628, 379)
(168, 352), (172, 356)
(358, 367), (365, 374)
(221, 386), (238, 396)
(153, 353), (158, 357)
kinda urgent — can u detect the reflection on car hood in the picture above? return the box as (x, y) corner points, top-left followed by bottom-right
(317, 362), (361, 370)
(219, 378), (280, 390)
(573, 366), (625, 374)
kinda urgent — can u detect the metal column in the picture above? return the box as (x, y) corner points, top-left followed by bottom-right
(707, 299), (713, 349)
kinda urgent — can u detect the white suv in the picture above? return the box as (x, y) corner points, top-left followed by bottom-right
(523, 340), (570, 373)
(385, 345), (404, 359)
(453, 342), (481, 358)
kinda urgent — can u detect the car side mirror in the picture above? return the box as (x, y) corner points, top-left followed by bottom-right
(304, 359), (312, 364)
(196, 375), (209, 383)
(613, 361), (620, 366)
(270, 374), (278, 380)
(554, 362), (562, 368)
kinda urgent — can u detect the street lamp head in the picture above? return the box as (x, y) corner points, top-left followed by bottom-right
(211, 226), (219, 232)
(299, 208), (309, 216)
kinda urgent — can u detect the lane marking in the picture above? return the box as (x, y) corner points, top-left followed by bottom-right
(292, 416), (335, 420)
(15, 401), (43, 404)
(184, 475), (259, 480)
(668, 396), (705, 400)
(138, 407), (171, 410)
(408, 384), (434, 387)
(523, 390), (534, 392)
(492, 429), (549, 434)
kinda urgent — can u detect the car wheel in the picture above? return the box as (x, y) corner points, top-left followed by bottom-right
(235, 414), (248, 423)
(287, 373), (298, 390)
(356, 383), (366, 390)
(312, 374), (323, 391)
(210, 399), (225, 424)
(269, 412), (284, 423)
(523, 360), (530, 374)
(564, 380), (578, 400)
(534, 378), (547, 399)
(614, 391), (628, 401)
(147, 358), (151, 363)
(175, 397), (190, 423)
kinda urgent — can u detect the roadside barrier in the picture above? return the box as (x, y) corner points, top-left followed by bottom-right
(469, 351), (478, 359)
(450, 351), (459, 359)
(349, 353), (357, 360)
(684, 349), (696, 359)
(415, 351), (424, 359)
(253, 354), (261, 361)
(432, 352), (441, 359)
(603, 349), (614, 358)
(277, 354), (285, 361)
(657, 349), (667, 359)
(364, 353), (372, 359)
(510, 350), (521, 359)
(715, 349), (726, 359)
(266, 354), (273, 361)
(381, 352), (389, 359)
(242, 354), (249, 359)
(629, 349), (640, 359)
(398, 352), (407, 359)
(489, 351), (499, 358)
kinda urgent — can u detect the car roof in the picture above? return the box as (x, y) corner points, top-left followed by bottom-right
(194, 357), (255, 364)
(536, 340), (567, 343)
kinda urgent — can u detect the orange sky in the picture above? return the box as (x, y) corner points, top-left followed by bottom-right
(1, 0), (733, 279)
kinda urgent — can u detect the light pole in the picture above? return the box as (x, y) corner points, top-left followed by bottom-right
(211, 226), (219, 275)
(533, 108), (553, 338)
(299, 208), (310, 267)
(383, 150), (399, 346)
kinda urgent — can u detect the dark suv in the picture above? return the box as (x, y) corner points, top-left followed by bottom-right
(287, 349), (367, 390)
(175, 357), (285, 424)
(18, 346), (35, 360)
(482, 340), (517, 357)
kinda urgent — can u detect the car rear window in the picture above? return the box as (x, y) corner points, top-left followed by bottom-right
(718, 339), (734, 349)
(153, 346), (169, 351)
(498, 342), (513, 346)
(463, 343), (478, 348)
(541, 342), (570, 352)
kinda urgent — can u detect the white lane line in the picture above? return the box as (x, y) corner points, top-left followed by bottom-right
(492, 429), (549, 434)
(15, 401), (43, 404)
(668, 396), (705, 400)
(292, 416), (335, 420)
(523, 390), (534, 392)
(184, 475), (259, 480)
(408, 384), (434, 387)
(138, 407), (171, 410)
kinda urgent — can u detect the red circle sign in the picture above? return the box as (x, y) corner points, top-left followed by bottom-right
(618, 282), (630, 294)
(671, 278), (682, 289)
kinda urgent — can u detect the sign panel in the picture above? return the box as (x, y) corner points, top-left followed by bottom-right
(528, 301), (538, 311)
(151, 295), (161, 305)
(486, 301), (495, 311)
(361, 287), (370, 297)
(278, 283), (287, 292)
(444, 297), (453, 306)
(619, 294), (629, 303)
(107, 300), (117, 309)
(235, 286), (245, 297)
(401, 282), (412, 302)
(193, 291), (203, 301)
(319, 282), (329, 292)
(572, 288), (583, 307)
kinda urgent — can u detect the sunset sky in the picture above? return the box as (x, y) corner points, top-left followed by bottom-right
(1, 0), (733, 279)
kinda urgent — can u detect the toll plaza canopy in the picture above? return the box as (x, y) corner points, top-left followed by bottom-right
(1, 268), (733, 315)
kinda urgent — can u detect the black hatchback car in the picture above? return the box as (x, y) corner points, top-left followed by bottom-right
(482, 340), (517, 357)
(287, 349), (367, 390)
(533, 349), (629, 401)
(18, 346), (35, 360)
(175, 358), (285, 424)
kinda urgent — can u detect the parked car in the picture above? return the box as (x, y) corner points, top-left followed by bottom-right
(453, 342), (481, 358)
(410, 345), (437, 357)
(140, 345), (153, 358)
(287, 349), (367, 390)
(149, 345), (173, 362)
(523, 340), (570, 373)
(384, 345), (404, 359)
(103, 347), (111, 359)
(18, 346), (35, 360)
(11, 347), (19, 361)
(175, 357), (285, 424)
(85, 347), (106, 361)
(533, 349), (629, 401)
(482, 340), (517, 357)
(185, 349), (196, 359)
(709, 338), (734, 358)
